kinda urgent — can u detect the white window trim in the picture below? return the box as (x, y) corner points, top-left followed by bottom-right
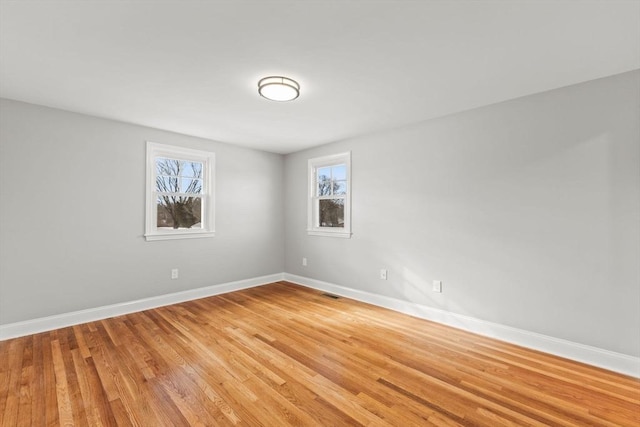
(307, 151), (352, 238)
(145, 142), (215, 241)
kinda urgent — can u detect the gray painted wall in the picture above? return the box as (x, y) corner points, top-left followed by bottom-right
(284, 71), (640, 357)
(1, 71), (638, 359)
(0, 99), (284, 324)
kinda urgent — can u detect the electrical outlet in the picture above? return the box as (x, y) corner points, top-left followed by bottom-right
(433, 280), (442, 293)
(302, 257), (307, 266)
(380, 269), (388, 280)
(171, 268), (179, 279)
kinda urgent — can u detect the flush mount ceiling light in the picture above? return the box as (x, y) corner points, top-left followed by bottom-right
(258, 76), (300, 102)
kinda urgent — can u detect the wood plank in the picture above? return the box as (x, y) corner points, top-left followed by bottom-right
(16, 337), (34, 427)
(50, 339), (75, 426)
(1, 338), (25, 427)
(0, 281), (638, 426)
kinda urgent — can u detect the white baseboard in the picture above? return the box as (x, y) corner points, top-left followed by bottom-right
(284, 273), (640, 378)
(0, 273), (285, 341)
(2, 271), (638, 378)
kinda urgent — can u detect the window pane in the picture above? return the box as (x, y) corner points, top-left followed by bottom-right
(181, 177), (203, 194)
(156, 176), (178, 192)
(156, 196), (202, 229)
(319, 199), (344, 228)
(156, 157), (170, 175)
(317, 167), (331, 181)
(317, 175), (332, 196)
(156, 158), (182, 177)
(334, 180), (347, 195)
(183, 162), (203, 178)
(332, 164), (346, 180)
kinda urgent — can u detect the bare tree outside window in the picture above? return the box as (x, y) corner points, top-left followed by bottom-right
(319, 198), (344, 227)
(307, 152), (351, 238)
(317, 164), (346, 227)
(155, 158), (203, 229)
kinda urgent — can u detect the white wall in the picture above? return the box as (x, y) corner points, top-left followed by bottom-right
(284, 70), (640, 358)
(0, 99), (284, 324)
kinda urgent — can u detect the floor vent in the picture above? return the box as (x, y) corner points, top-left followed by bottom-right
(321, 293), (340, 299)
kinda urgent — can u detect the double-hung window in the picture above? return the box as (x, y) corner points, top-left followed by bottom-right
(145, 142), (215, 241)
(308, 152), (351, 238)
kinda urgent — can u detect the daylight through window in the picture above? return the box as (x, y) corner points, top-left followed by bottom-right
(308, 152), (351, 238)
(156, 158), (203, 229)
(145, 142), (215, 241)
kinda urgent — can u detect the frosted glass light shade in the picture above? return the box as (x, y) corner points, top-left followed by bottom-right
(258, 76), (300, 101)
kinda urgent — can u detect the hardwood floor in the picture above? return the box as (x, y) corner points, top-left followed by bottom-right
(1, 281), (638, 426)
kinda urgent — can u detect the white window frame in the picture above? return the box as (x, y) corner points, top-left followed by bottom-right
(307, 152), (352, 238)
(145, 142), (215, 241)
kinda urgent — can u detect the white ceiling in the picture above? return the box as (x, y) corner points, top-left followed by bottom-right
(1, 1), (639, 154)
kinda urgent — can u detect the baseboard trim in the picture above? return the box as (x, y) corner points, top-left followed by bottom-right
(0, 273), (285, 341)
(284, 273), (640, 378)
(3, 271), (638, 378)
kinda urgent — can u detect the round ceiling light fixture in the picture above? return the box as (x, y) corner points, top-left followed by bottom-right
(258, 76), (300, 102)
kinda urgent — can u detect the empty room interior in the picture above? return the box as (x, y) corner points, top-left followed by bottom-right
(1, 1), (639, 426)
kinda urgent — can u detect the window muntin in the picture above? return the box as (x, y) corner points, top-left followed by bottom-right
(145, 142), (215, 241)
(308, 152), (351, 238)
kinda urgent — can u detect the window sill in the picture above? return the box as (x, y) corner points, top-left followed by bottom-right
(145, 231), (215, 241)
(307, 229), (352, 239)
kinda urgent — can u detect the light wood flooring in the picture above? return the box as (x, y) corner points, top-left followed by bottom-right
(1, 281), (638, 426)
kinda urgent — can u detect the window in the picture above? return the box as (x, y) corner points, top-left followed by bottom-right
(308, 152), (351, 238)
(145, 142), (215, 241)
